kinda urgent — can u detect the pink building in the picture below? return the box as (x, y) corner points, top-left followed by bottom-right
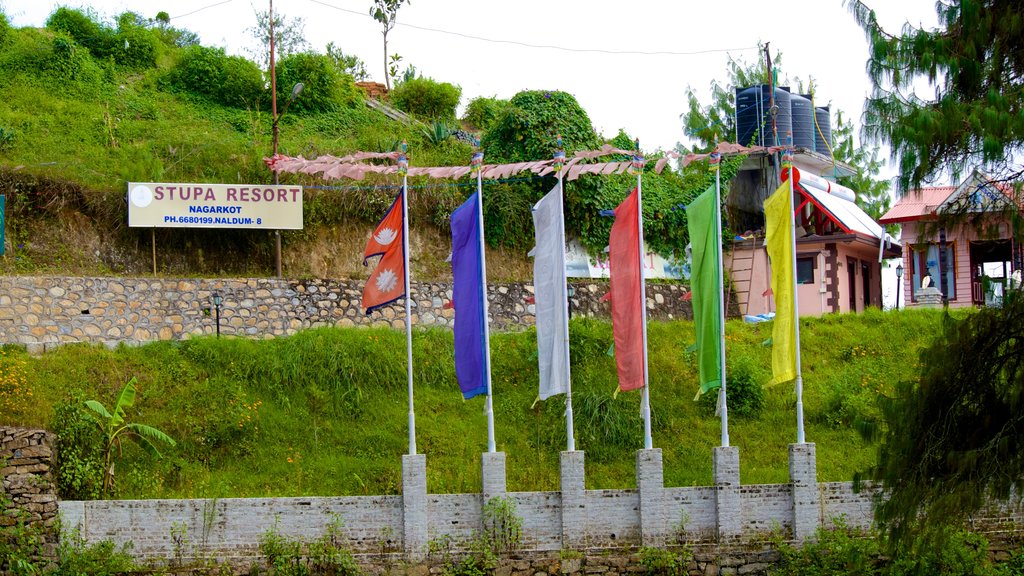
(879, 170), (1021, 308)
(702, 146), (900, 317)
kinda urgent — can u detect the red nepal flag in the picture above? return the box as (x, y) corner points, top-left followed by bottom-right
(362, 190), (406, 313)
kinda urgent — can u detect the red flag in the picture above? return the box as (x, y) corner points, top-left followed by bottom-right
(362, 191), (406, 313)
(608, 187), (645, 392)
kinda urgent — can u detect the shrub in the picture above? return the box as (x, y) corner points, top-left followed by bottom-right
(463, 95), (509, 131)
(390, 76), (461, 121)
(0, 10), (9, 45)
(481, 89), (600, 163)
(163, 45), (264, 109)
(46, 7), (118, 60)
(112, 13), (160, 69)
(638, 546), (692, 576)
(698, 356), (765, 418)
(276, 51), (362, 113)
(50, 394), (105, 500)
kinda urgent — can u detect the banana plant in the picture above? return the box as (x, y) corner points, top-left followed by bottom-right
(84, 377), (176, 495)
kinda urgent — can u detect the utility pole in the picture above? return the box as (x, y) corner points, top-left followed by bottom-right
(269, 0), (283, 278)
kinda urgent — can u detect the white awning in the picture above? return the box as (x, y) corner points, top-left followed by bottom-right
(799, 181), (888, 240)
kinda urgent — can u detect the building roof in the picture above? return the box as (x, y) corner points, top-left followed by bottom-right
(799, 182), (888, 239)
(877, 187), (955, 224)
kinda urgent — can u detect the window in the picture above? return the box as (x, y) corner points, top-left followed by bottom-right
(796, 256), (815, 284)
(911, 243), (956, 301)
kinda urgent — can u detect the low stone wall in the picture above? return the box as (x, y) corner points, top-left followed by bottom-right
(0, 276), (696, 351)
(0, 427), (58, 561)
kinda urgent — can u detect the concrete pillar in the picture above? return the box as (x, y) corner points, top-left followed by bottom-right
(481, 451), (507, 502)
(636, 448), (665, 546)
(559, 450), (586, 549)
(402, 454), (428, 560)
(789, 443), (819, 541)
(713, 446), (742, 542)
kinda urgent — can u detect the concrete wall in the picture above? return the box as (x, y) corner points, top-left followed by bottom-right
(50, 443), (906, 564)
(0, 276), (693, 351)
(0, 433), (1013, 569)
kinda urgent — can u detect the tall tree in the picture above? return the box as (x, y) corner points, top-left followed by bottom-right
(246, 9), (310, 71)
(369, 0), (410, 90)
(847, 0), (1024, 191)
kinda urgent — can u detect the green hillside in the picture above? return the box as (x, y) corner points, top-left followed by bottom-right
(0, 7), (709, 280)
(0, 308), (946, 500)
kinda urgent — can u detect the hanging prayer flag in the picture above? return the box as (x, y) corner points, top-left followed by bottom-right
(607, 187), (645, 392)
(687, 184), (723, 396)
(362, 190), (406, 313)
(532, 184), (570, 400)
(450, 192), (488, 399)
(765, 171), (798, 385)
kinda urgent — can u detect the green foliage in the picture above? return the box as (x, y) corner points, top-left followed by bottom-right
(326, 41), (368, 81)
(770, 520), (883, 576)
(277, 52), (362, 113)
(259, 516), (360, 576)
(51, 528), (137, 576)
(860, 289), (1024, 549)
(369, 0), (410, 89)
(163, 45), (264, 109)
(0, 10), (9, 46)
(482, 90), (601, 163)
(0, 126), (13, 151)
(479, 496), (523, 556)
(681, 52), (777, 152)
(50, 394), (105, 500)
(0, 489), (46, 575)
(463, 96), (509, 131)
(4, 310), (947, 497)
(422, 119), (454, 145)
(848, 0), (1024, 189)
(83, 377), (177, 494)
(390, 76), (461, 121)
(46, 7), (113, 58)
(246, 10), (311, 71)
(771, 522), (1004, 576)
(45, 7), (161, 70)
(638, 546), (693, 576)
(698, 356), (766, 418)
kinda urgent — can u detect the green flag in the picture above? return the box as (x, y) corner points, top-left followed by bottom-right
(687, 184), (723, 397)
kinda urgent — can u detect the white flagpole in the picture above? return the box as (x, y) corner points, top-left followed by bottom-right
(558, 170), (576, 452)
(400, 143), (416, 455)
(713, 149), (729, 448)
(785, 138), (806, 444)
(476, 160), (496, 453)
(635, 141), (652, 450)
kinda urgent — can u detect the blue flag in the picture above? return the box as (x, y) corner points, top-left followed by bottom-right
(450, 192), (488, 399)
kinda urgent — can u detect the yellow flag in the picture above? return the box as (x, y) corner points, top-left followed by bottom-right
(764, 179), (797, 385)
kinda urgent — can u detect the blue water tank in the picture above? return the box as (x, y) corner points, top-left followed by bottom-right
(734, 85), (792, 147)
(791, 93), (815, 150)
(814, 105), (832, 154)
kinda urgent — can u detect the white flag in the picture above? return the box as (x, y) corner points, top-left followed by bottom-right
(532, 184), (571, 400)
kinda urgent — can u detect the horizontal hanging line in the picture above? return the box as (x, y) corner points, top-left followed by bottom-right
(305, 0), (757, 57)
(302, 175), (544, 192)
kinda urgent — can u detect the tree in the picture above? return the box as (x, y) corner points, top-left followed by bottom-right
(369, 0), (410, 90)
(680, 52), (778, 153)
(84, 377), (176, 495)
(325, 41), (369, 81)
(246, 9), (310, 71)
(847, 0), (1024, 192)
(860, 290), (1024, 549)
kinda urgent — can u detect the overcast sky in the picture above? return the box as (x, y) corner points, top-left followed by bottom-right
(5, 0), (940, 177)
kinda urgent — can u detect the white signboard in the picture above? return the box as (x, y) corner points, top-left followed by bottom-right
(564, 240), (685, 279)
(128, 182), (303, 229)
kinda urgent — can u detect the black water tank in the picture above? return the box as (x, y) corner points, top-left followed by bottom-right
(734, 85), (792, 147)
(791, 93), (815, 149)
(814, 105), (832, 154)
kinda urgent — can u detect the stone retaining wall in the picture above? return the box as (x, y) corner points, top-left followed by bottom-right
(0, 276), (697, 351)
(0, 427), (58, 561)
